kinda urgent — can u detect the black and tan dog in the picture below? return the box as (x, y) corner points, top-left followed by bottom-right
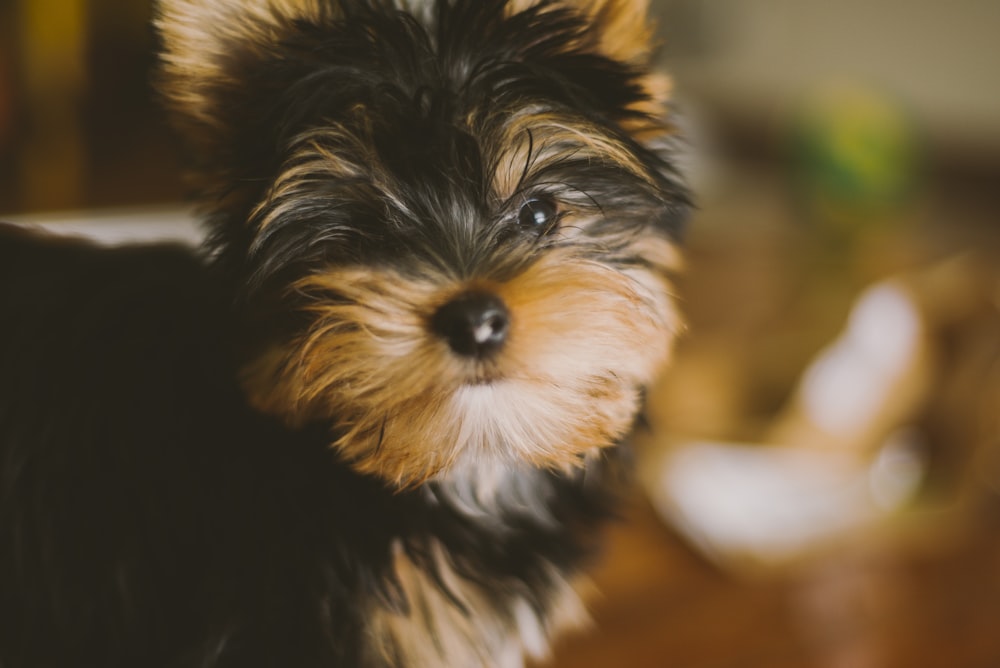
(0, 1), (688, 665)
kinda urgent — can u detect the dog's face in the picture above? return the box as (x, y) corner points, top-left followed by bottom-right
(158, 0), (689, 487)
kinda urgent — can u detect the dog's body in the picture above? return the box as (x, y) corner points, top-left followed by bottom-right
(0, 224), (617, 668)
(0, 1), (688, 666)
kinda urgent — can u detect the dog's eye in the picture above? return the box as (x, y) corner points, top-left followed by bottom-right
(517, 196), (559, 234)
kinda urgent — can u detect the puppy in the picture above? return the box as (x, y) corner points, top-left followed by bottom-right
(0, 1), (688, 666)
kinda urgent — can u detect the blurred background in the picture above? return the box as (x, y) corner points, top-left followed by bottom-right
(1, 1), (999, 666)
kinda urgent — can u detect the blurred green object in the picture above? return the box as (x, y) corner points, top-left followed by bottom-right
(791, 83), (921, 232)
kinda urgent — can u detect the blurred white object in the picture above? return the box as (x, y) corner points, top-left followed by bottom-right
(767, 278), (935, 456)
(5, 206), (203, 247)
(643, 434), (925, 571)
(800, 283), (922, 438)
(641, 270), (961, 572)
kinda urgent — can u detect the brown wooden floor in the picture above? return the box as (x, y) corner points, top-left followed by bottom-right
(541, 494), (1000, 668)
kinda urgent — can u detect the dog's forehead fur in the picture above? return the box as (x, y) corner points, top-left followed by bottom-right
(157, 0), (678, 226)
(157, 0), (688, 296)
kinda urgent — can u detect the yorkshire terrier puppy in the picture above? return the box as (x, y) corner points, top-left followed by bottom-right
(0, 0), (688, 666)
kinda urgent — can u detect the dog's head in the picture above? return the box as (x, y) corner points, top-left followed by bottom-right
(158, 0), (689, 487)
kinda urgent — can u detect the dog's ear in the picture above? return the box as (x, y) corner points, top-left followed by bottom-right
(506, 0), (657, 63)
(155, 0), (327, 172)
(507, 0), (672, 141)
(156, 0), (321, 143)
(573, 0), (659, 64)
(574, 0), (674, 142)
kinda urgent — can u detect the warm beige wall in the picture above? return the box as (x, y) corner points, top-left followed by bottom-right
(652, 0), (1000, 153)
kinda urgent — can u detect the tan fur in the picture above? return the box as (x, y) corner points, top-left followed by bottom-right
(250, 128), (372, 231)
(505, 0), (654, 63)
(620, 72), (676, 141)
(576, 0), (656, 63)
(364, 540), (589, 667)
(487, 108), (660, 199)
(242, 236), (680, 487)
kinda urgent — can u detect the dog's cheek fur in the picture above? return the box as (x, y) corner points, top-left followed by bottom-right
(241, 237), (680, 488)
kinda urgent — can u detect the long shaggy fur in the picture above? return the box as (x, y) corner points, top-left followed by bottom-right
(0, 1), (689, 666)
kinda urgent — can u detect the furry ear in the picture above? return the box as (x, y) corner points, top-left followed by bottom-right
(156, 0), (328, 164)
(574, 0), (658, 64)
(507, 0), (673, 141)
(582, 0), (675, 143)
(506, 0), (658, 63)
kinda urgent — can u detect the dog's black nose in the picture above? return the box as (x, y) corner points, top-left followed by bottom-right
(431, 292), (510, 358)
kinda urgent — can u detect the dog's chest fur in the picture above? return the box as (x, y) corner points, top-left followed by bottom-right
(204, 420), (622, 668)
(360, 464), (598, 667)
(365, 539), (587, 668)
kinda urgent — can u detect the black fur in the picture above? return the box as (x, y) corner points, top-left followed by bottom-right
(0, 224), (623, 666)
